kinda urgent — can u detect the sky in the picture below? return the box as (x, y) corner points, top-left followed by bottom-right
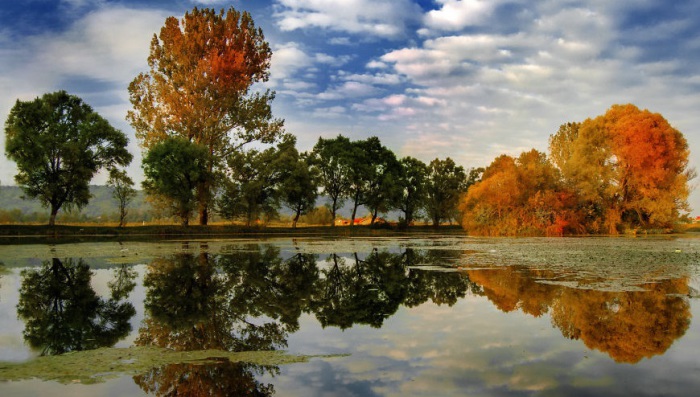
(1, 0), (699, 214)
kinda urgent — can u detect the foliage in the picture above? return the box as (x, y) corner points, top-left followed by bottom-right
(395, 157), (428, 226)
(128, 6), (283, 225)
(142, 137), (211, 226)
(548, 104), (693, 233)
(107, 168), (136, 227)
(310, 135), (353, 226)
(299, 206), (333, 226)
(425, 157), (468, 227)
(218, 135), (298, 226)
(278, 147), (318, 228)
(4, 91), (132, 226)
(461, 150), (578, 236)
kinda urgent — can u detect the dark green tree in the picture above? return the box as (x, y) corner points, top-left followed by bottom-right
(310, 135), (353, 226)
(4, 91), (132, 226)
(142, 137), (211, 226)
(107, 168), (136, 227)
(279, 149), (318, 228)
(218, 135), (296, 226)
(425, 157), (467, 227)
(395, 157), (429, 226)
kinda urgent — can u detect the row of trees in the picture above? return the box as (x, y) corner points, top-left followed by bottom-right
(142, 132), (478, 227)
(461, 104), (694, 235)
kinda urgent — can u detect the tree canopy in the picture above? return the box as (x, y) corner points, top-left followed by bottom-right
(4, 91), (132, 226)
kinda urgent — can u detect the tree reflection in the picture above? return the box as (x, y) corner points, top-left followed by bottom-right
(133, 360), (275, 397)
(312, 249), (479, 329)
(17, 258), (136, 356)
(135, 246), (319, 396)
(467, 266), (691, 363)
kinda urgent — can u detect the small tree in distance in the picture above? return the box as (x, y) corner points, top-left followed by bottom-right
(107, 168), (137, 227)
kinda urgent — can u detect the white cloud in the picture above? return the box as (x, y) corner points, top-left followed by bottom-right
(274, 0), (422, 38)
(424, 0), (496, 31)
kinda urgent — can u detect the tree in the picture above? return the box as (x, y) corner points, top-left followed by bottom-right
(424, 158), (467, 227)
(358, 137), (401, 225)
(279, 149), (318, 228)
(107, 168), (136, 227)
(142, 137), (211, 226)
(549, 104), (693, 233)
(310, 136), (353, 226)
(395, 157), (428, 226)
(128, 6), (284, 225)
(4, 91), (132, 226)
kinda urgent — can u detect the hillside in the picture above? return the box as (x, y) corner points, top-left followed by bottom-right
(0, 185), (151, 223)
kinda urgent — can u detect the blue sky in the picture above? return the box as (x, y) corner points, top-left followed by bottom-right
(1, 0), (699, 214)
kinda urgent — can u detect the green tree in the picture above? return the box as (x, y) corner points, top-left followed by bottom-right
(142, 137), (211, 226)
(310, 136), (353, 226)
(395, 157), (429, 226)
(425, 158), (467, 227)
(107, 168), (136, 227)
(128, 6), (284, 225)
(218, 135), (296, 226)
(357, 137), (401, 225)
(279, 149), (318, 228)
(4, 91), (132, 226)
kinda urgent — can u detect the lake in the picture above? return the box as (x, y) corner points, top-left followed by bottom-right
(1, 234), (699, 396)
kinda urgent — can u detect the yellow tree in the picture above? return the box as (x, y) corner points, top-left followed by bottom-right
(128, 7), (284, 224)
(549, 104), (692, 233)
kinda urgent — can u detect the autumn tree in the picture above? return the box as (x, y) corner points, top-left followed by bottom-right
(142, 137), (211, 226)
(107, 168), (136, 227)
(460, 150), (576, 236)
(424, 158), (467, 227)
(549, 104), (693, 233)
(4, 91), (132, 226)
(128, 7), (284, 225)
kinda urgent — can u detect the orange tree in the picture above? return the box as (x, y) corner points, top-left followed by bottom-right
(549, 104), (693, 233)
(128, 7), (284, 225)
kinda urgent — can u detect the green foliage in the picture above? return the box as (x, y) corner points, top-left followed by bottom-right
(4, 91), (132, 226)
(218, 135), (299, 226)
(142, 137), (211, 226)
(299, 206), (333, 226)
(425, 157), (468, 227)
(310, 135), (353, 226)
(107, 168), (137, 227)
(395, 156), (429, 226)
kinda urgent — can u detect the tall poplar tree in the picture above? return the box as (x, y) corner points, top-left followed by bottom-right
(128, 7), (284, 225)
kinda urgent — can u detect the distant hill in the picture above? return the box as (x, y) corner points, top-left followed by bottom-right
(0, 185), (151, 223)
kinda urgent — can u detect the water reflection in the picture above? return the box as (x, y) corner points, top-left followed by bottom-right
(466, 266), (691, 363)
(133, 360), (275, 397)
(17, 258), (136, 356)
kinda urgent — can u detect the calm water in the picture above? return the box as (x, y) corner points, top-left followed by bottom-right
(1, 235), (699, 396)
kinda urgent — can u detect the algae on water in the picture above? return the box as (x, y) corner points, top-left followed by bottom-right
(0, 346), (338, 384)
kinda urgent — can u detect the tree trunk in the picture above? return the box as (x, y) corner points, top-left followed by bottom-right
(370, 209), (378, 225)
(292, 210), (300, 229)
(49, 205), (59, 227)
(199, 206), (208, 226)
(350, 193), (360, 227)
